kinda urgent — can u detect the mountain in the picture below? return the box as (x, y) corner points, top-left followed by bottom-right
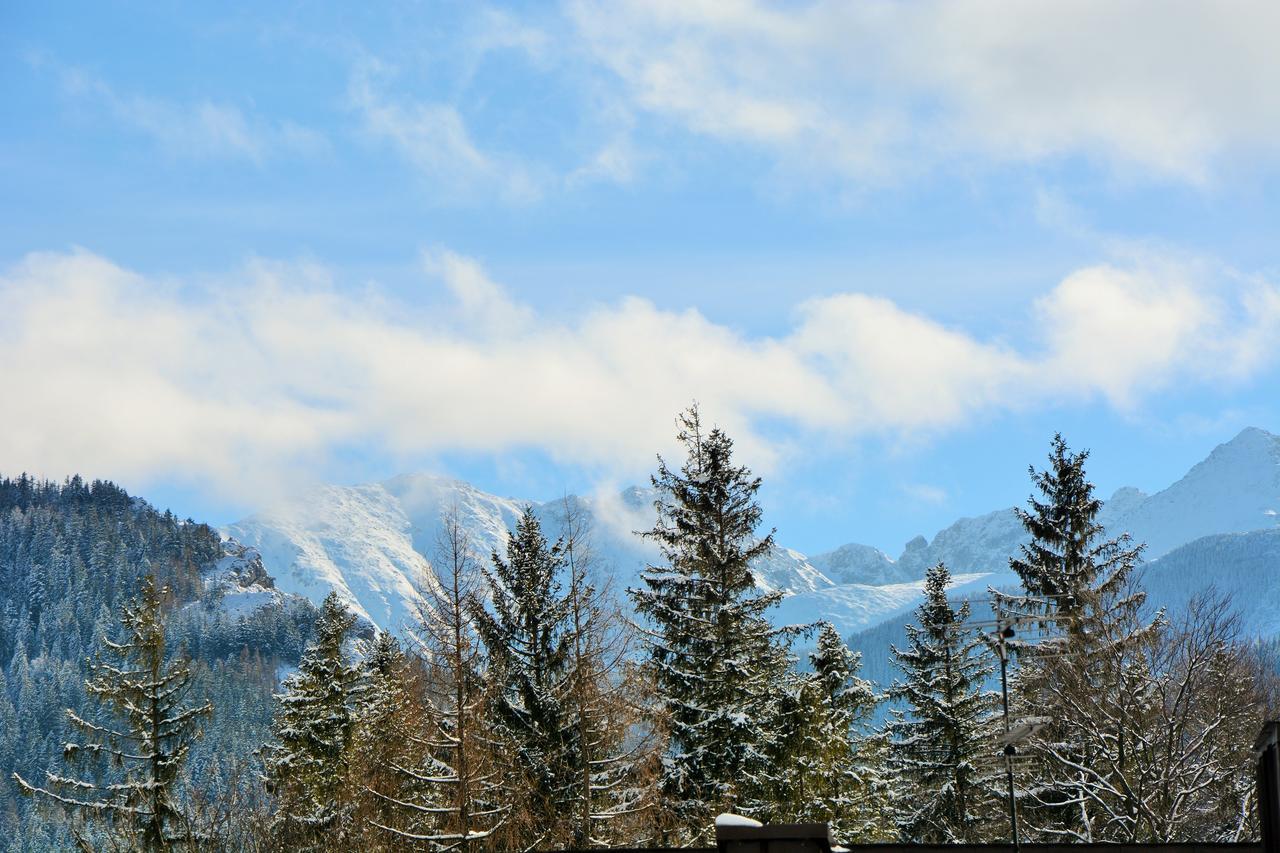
(226, 473), (840, 634)
(807, 542), (909, 585)
(1102, 427), (1280, 558)
(848, 426), (1280, 588)
(1142, 527), (1280, 638)
(226, 427), (1280, 643)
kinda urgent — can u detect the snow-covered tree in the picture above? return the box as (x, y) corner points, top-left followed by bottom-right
(1008, 433), (1147, 632)
(262, 591), (361, 850)
(628, 405), (796, 842)
(887, 563), (1000, 842)
(1006, 434), (1161, 842)
(772, 622), (890, 841)
(13, 574), (212, 851)
(473, 505), (580, 848)
(1135, 594), (1268, 842)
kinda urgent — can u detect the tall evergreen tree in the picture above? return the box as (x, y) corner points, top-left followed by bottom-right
(628, 405), (796, 842)
(1006, 434), (1161, 842)
(261, 591), (361, 850)
(1009, 433), (1146, 630)
(14, 574), (213, 851)
(473, 506), (578, 849)
(887, 563), (1000, 842)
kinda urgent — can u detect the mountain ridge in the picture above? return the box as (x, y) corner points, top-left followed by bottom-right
(224, 427), (1280, 640)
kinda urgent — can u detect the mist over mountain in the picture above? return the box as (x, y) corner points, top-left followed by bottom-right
(225, 427), (1280, 644)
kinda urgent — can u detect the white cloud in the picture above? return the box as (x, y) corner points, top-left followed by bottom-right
(1, 248), (1277, 504)
(565, 0), (1280, 184)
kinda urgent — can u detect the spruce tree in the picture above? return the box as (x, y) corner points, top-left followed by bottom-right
(13, 574), (212, 851)
(473, 506), (577, 849)
(1007, 434), (1161, 842)
(773, 622), (890, 841)
(887, 563), (1000, 842)
(262, 591), (361, 849)
(628, 405), (796, 841)
(1009, 433), (1146, 630)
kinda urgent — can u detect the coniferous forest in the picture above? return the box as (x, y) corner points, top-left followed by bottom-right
(1, 409), (1274, 850)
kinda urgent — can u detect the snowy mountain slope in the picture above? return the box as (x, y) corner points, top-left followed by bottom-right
(1142, 527), (1280, 638)
(226, 482), (443, 631)
(774, 571), (993, 636)
(807, 542), (910, 585)
(1100, 427), (1280, 558)
(226, 473), (837, 634)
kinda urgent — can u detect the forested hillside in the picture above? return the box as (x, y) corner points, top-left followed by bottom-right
(0, 476), (317, 850)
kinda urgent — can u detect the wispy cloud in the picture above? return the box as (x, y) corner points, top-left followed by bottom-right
(51, 63), (327, 163)
(345, 51), (640, 200)
(902, 483), (949, 506)
(347, 60), (546, 202)
(1, 247), (1277, 504)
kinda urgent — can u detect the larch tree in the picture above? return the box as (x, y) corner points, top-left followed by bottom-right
(557, 496), (655, 848)
(886, 563), (1000, 842)
(261, 591), (362, 850)
(371, 507), (508, 850)
(628, 404), (796, 842)
(13, 574), (212, 851)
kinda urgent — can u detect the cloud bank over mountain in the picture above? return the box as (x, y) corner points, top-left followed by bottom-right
(1, 246), (1278, 504)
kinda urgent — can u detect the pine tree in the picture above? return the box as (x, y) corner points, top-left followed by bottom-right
(13, 574), (213, 851)
(262, 591), (361, 850)
(473, 506), (578, 849)
(887, 563), (1000, 842)
(773, 622), (890, 842)
(628, 405), (796, 842)
(1006, 434), (1161, 842)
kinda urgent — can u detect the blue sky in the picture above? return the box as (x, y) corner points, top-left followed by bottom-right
(3, 1), (1280, 556)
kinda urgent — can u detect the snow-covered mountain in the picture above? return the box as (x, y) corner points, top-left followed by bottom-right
(823, 426), (1280, 592)
(226, 473), (839, 633)
(225, 427), (1280, 641)
(1102, 427), (1280, 559)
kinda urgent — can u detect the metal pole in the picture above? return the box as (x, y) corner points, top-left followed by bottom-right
(1000, 643), (1020, 853)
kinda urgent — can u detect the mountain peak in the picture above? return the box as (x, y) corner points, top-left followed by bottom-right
(1219, 426), (1279, 456)
(1099, 425), (1280, 559)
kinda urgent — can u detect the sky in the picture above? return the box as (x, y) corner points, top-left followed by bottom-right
(3, 0), (1280, 557)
